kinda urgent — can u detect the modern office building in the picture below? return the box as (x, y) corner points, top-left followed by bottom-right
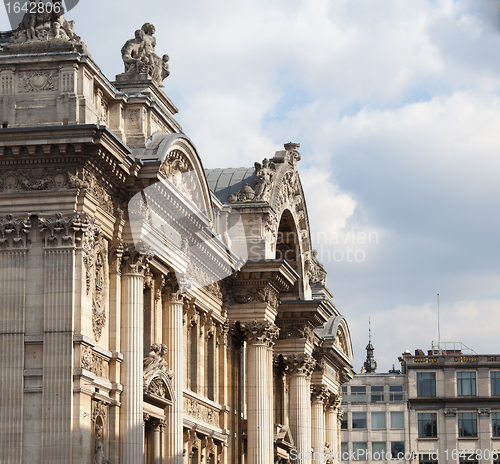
(401, 344), (500, 464)
(341, 338), (409, 464)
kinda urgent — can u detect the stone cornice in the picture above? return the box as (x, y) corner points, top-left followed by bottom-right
(0, 125), (135, 187)
(276, 299), (333, 330)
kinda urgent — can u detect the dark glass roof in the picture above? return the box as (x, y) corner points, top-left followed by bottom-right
(205, 167), (255, 204)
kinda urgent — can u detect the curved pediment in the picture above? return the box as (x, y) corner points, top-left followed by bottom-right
(134, 132), (214, 221)
(144, 370), (175, 405)
(316, 315), (354, 361)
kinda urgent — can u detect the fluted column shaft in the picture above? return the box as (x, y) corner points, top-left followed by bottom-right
(289, 373), (310, 458)
(311, 386), (328, 464)
(163, 293), (184, 464)
(153, 422), (162, 464)
(242, 321), (279, 464)
(285, 355), (315, 462)
(325, 406), (338, 462)
(121, 272), (145, 464)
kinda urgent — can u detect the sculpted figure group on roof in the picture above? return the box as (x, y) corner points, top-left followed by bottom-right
(11, 1), (78, 43)
(121, 23), (170, 85)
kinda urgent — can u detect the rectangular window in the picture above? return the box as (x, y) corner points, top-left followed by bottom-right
(371, 412), (386, 429)
(372, 442), (386, 459)
(419, 454), (438, 464)
(418, 413), (437, 438)
(493, 412), (500, 437)
(391, 442), (405, 459)
(457, 372), (476, 396)
(351, 386), (366, 394)
(342, 385), (348, 394)
(492, 372), (500, 396)
(417, 372), (436, 397)
(458, 412), (477, 437)
(341, 412), (348, 430)
(353, 442), (368, 460)
(341, 443), (348, 461)
(390, 385), (404, 401)
(352, 412), (367, 429)
(459, 454), (478, 464)
(371, 385), (384, 402)
(390, 411), (404, 429)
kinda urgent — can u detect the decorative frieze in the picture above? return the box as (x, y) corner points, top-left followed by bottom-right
(80, 346), (109, 379)
(229, 285), (278, 310)
(240, 320), (279, 347)
(184, 397), (219, 427)
(0, 214), (31, 250)
(279, 325), (315, 343)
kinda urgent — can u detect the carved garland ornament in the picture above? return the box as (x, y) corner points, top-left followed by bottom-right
(19, 70), (59, 92)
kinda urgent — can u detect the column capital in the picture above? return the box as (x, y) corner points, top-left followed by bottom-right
(479, 408), (491, 417)
(311, 384), (329, 403)
(38, 212), (97, 249)
(121, 242), (153, 275)
(325, 392), (342, 411)
(0, 214), (32, 250)
(283, 354), (316, 378)
(240, 320), (279, 347)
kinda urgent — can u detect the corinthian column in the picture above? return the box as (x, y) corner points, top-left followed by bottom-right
(162, 284), (184, 464)
(284, 355), (316, 461)
(325, 395), (341, 463)
(120, 244), (151, 464)
(241, 320), (279, 464)
(311, 385), (328, 464)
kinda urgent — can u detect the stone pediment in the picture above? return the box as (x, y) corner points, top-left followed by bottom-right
(274, 424), (294, 449)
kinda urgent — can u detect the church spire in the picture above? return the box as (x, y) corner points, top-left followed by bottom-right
(364, 318), (377, 374)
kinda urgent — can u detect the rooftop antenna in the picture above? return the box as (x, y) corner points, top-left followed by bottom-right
(369, 317), (372, 343)
(437, 293), (441, 353)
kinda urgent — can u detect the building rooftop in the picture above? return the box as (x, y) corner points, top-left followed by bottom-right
(205, 167), (255, 203)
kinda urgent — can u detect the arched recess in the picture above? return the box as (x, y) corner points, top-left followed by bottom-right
(275, 208), (302, 298)
(269, 164), (314, 298)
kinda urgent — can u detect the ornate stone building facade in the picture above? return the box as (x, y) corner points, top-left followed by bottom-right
(0, 11), (354, 464)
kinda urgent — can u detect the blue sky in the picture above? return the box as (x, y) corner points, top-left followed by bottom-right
(2, 0), (500, 372)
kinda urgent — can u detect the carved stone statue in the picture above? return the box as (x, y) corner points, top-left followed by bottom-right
(121, 23), (169, 86)
(3, 0), (87, 55)
(143, 343), (170, 377)
(10, 1), (78, 43)
(308, 249), (327, 285)
(94, 439), (111, 464)
(253, 159), (276, 201)
(121, 29), (147, 74)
